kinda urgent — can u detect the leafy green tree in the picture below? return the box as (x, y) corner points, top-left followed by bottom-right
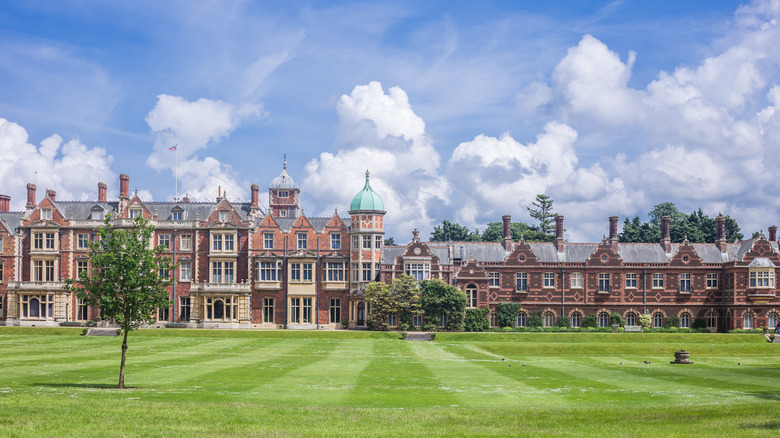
(430, 220), (480, 242)
(419, 279), (466, 331)
(464, 307), (490, 332)
(365, 282), (394, 331)
(481, 221), (552, 242)
(64, 216), (175, 389)
(555, 316), (571, 328)
(390, 274), (421, 328)
(638, 312), (652, 329)
(582, 314), (598, 329)
(620, 203), (743, 243)
(384, 237), (396, 246)
(527, 194), (556, 235)
(527, 311), (543, 328)
(495, 303), (520, 328)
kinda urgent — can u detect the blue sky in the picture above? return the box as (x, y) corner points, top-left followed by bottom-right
(1, 0), (778, 243)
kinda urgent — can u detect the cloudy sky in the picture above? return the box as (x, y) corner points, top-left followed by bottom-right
(1, 0), (779, 243)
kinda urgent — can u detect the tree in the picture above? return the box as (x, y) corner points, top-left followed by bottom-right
(527, 194), (556, 236)
(384, 237), (396, 246)
(390, 274), (421, 328)
(365, 282), (393, 331)
(365, 274), (421, 331)
(419, 279), (467, 331)
(620, 203), (744, 243)
(481, 221), (551, 242)
(65, 216), (175, 389)
(430, 220), (480, 242)
(495, 303), (520, 328)
(464, 307), (490, 332)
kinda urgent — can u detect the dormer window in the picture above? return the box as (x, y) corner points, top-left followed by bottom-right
(219, 211), (229, 222)
(92, 210), (103, 220)
(172, 212), (182, 221)
(41, 208), (52, 220)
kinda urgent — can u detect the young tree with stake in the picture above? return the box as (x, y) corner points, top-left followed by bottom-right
(65, 215), (175, 389)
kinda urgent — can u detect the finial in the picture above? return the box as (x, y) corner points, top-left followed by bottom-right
(365, 169), (370, 179)
(334, 207), (338, 216)
(413, 228), (420, 243)
(283, 154), (287, 170)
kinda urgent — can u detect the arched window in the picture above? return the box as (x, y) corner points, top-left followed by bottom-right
(769, 312), (779, 329)
(465, 285), (478, 308)
(625, 312), (636, 326)
(570, 312), (582, 328)
(598, 312), (610, 328)
(743, 312), (754, 329)
(652, 312), (664, 328)
(516, 311), (526, 327)
(680, 312), (690, 328)
(706, 311), (718, 330)
(543, 311), (555, 328)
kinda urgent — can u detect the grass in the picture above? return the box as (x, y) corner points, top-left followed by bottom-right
(0, 327), (778, 437)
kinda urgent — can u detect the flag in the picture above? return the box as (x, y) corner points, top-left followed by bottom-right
(169, 145), (177, 151)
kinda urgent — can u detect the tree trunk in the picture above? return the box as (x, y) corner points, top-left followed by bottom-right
(118, 327), (128, 389)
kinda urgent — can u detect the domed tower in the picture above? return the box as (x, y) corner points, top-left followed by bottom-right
(349, 170), (385, 287)
(268, 160), (299, 219)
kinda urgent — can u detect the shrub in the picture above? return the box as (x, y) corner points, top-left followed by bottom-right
(609, 313), (624, 327)
(464, 307), (490, 332)
(555, 316), (570, 328)
(422, 323), (437, 332)
(582, 314), (598, 329)
(341, 318), (350, 329)
(401, 331), (408, 340)
(430, 333), (436, 341)
(495, 303), (520, 328)
(691, 318), (707, 330)
(81, 328), (89, 336)
(638, 313), (652, 329)
(527, 311), (543, 328)
(665, 315), (680, 329)
(399, 322), (412, 332)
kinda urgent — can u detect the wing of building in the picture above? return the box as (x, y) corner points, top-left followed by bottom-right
(0, 167), (778, 331)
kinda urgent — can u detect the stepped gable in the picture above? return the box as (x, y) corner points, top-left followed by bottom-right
(669, 239), (704, 267)
(456, 255), (488, 281)
(585, 237), (622, 267)
(738, 235), (780, 264)
(504, 238), (539, 266)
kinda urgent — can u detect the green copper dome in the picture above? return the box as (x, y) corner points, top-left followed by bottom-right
(350, 170), (384, 212)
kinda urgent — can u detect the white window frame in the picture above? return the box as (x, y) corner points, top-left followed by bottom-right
(180, 234), (192, 251)
(598, 273), (610, 293)
(652, 273), (664, 289)
(488, 272), (500, 288)
(570, 272), (583, 289)
(404, 263), (430, 282)
(516, 272), (528, 292)
(625, 273), (637, 289)
(330, 234), (341, 250)
(179, 261), (192, 282)
(466, 285), (478, 308)
(256, 261), (279, 282)
(41, 208), (52, 220)
(263, 233), (274, 249)
(219, 211), (230, 222)
(706, 273), (718, 289)
(158, 234), (171, 249)
(679, 273), (692, 293)
(297, 233), (307, 250)
(543, 272), (555, 288)
(749, 269), (775, 288)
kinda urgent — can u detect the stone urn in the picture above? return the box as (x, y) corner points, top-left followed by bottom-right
(671, 350), (693, 364)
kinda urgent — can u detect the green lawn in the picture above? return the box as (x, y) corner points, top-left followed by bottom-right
(1, 327), (778, 437)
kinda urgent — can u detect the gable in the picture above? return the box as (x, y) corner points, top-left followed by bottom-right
(668, 242), (703, 267)
(505, 240), (539, 266)
(585, 240), (622, 267)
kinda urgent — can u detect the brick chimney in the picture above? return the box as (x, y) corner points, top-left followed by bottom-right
(716, 216), (726, 251)
(98, 182), (107, 202)
(502, 215), (513, 251)
(609, 216), (619, 251)
(0, 194), (9, 212)
(661, 216), (671, 253)
(46, 189), (56, 201)
(554, 215), (564, 252)
(251, 184), (259, 208)
(119, 174), (129, 200)
(182, 195), (190, 203)
(26, 183), (37, 209)
(769, 225), (777, 242)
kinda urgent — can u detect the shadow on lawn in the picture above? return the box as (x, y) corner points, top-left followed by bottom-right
(746, 390), (780, 401)
(741, 421), (780, 430)
(32, 383), (141, 389)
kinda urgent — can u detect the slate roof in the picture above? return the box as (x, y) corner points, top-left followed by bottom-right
(54, 201), (119, 220)
(0, 211), (22, 234)
(618, 243), (671, 263)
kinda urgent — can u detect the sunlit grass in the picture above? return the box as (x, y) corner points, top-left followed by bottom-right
(0, 328), (778, 437)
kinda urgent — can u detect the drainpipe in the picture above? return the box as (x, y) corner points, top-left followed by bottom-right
(561, 268), (566, 317)
(172, 230), (177, 323)
(642, 269), (647, 314)
(316, 234), (320, 329)
(283, 235), (288, 329)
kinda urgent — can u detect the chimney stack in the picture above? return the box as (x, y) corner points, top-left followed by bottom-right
(609, 216), (619, 251)
(769, 225), (777, 242)
(26, 184), (37, 209)
(251, 184), (259, 208)
(661, 216), (671, 253)
(554, 215), (564, 252)
(0, 194), (10, 212)
(98, 182), (107, 202)
(46, 189), (56, 201)
(182, 195), (190, 203)
(502, 215), (513, 251)
(716, 216), (726, 251)
(119, 174), (129, 199)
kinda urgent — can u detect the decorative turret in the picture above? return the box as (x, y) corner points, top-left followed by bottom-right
(268, 160), (299, 219)
(349, 170), (385, 286)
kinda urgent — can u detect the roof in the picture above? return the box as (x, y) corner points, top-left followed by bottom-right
(0, 211), (22, 234)
(269, 163), (298, 190)
(349, 171), (384, 212)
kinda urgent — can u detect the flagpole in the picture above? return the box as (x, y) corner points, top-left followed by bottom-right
(175, 144), (178, 201)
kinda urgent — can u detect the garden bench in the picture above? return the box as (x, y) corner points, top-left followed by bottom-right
(624, 325), (643, 333)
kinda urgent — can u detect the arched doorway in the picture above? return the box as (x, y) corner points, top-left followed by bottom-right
(357, 302), (365, 326)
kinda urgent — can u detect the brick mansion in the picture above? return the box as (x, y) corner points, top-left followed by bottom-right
(0, 163), (778, 332)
